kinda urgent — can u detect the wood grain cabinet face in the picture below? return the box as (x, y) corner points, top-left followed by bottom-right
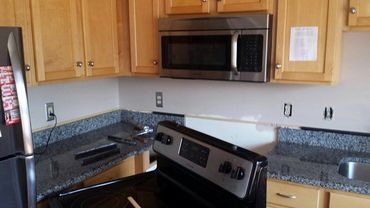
(217, 0), (269, 13)
(348, 0), (370, 26)
(0, 0), (36, 86)
(329, 192), (370, 208)
(82, 0), (119, 77)
(165, 0), (210, 14)
(31, 0), (84, 82)
(273, 0), (343, 84)
(31, 0), (119, 82)
(267, 180), (322, 208)
(129, 0), (160, 75)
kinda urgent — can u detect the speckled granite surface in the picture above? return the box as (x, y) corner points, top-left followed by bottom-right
(33, 110), (184, 149)
(268, 128), (370, 195)
(121, 111), (184, 130)
(35, 122), (153, 202)
(32, 110), (122, 148)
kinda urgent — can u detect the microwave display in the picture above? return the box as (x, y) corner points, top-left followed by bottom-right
(238, 35), (264, 72)
(161, 35), (231, 71)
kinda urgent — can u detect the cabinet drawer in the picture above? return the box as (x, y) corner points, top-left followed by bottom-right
(267, 180), (321, 208)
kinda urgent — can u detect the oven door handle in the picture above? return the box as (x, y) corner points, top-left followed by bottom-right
(231, 31), (240, 76)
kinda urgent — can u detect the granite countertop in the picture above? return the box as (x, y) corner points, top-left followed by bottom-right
(35, 122), (153, 202)
(267, 139), (370, 195)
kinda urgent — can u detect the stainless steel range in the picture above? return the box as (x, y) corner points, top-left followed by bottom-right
(49, 121), (267, 208)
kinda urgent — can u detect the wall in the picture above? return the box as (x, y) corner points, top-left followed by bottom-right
(118, 32), (370, 136)
(28, 78), (119, 130)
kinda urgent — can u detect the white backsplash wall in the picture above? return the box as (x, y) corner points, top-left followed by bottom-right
(28, 78), (120, 130)
(185, 116), (276, 155)
(118, 32), (370, 134)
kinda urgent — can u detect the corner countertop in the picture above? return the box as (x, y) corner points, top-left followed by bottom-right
(267, 141), (370, 195)
(35, 122), (153, 202)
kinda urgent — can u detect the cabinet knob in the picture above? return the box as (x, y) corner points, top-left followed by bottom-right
(350, 7), (357, 14)
(25, 64), (31, 71)
(76, 61), (83, 68)
(201, 0), (207, 2)
(88, 61), (95, 67)
(153, 60), (158, 65)
(275, 63), (282, 70)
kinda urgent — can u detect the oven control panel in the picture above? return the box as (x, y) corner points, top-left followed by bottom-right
(154, 124), (254, 199)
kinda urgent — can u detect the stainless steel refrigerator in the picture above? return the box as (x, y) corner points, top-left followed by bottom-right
(0, 27), (36, 208)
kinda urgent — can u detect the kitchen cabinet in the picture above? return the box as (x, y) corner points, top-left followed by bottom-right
(348, 0), (370, 27)
(217, 0), (270, 13)
(129, 0), (160, 75)
(267, 180), (326, 208)
(31, 0), (119, 82)
(83, 151), (150, 186)
(164, 0), (271, 15)
(329, 192), (370, 208)
(0, 0), (36, 86)
(165, 0), (210, 14)
(272, 0), (343, 84)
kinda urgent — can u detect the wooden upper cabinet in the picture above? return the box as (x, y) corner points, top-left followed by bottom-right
(273, 0), (343, 84)
(165, 0), (210, 14)
(81, 0), (119, 77)
(348, 0), (370, 27)
(129, 0), (160, 75)
(31, 0), (84, 82)
(0, 0), (36, 86)
(217, 0), (269, 13)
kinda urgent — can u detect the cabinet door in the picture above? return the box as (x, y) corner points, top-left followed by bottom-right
(267, 180), (322, 208)
(129, 0), (160, 75)
(348, 0), (370, 26)
(31, 0), (84, 82)
(217, 0), (269, 13)
(273, 0), (342, 84)
(0, 0), (36, 86)
(165, 0), (210, 15)
(82, 0), (119, 77)
(329, 192), (370, 208)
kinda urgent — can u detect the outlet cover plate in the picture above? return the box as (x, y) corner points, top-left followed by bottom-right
(45, 102), (55, 121)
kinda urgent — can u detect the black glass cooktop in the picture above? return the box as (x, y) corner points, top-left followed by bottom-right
(49, 171), (211, 208)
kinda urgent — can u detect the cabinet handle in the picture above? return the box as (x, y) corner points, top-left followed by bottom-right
(25, 64), (31, 71)
(88, 61), (95, 67)
(153, 60), (158, 65)
(350, 7), (357, 14)
(76, 61), (83, 68)
(276, 193), (297, 199)
(275, 63), (282, 70)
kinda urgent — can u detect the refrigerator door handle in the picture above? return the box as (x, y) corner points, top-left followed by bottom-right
(25, 156), (36, 208)
(7, 32), (34, 155)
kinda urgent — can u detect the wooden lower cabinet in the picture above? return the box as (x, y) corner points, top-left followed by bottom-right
(268, 179), (370, 208)
(267, 180), (327, 208)
(329, 192), (370, 208)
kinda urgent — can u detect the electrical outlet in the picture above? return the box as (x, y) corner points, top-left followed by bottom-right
(156, 92), (163, 108)
(45, 102), (55, 121)
(324, 107), (334, 120)
(283, 103), (292, 117)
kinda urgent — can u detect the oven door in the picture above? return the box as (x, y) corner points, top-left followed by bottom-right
(160, 30), (239, 80)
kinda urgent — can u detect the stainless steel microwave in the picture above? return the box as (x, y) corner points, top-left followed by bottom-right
(159, 14), (272, 82)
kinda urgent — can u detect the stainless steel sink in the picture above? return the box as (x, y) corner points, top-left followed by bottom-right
(338, 161), (370, 182)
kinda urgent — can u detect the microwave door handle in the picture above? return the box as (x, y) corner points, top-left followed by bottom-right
(231, 32), (240, 76)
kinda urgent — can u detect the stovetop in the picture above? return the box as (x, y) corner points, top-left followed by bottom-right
(49, 171), (213, 208)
